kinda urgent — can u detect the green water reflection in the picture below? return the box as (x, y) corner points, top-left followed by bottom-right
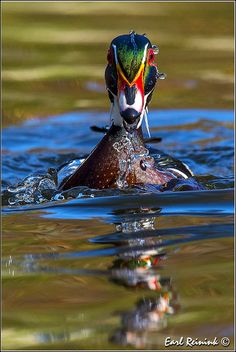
(3, 210), (234, 350)
(2, 1), (234, 126)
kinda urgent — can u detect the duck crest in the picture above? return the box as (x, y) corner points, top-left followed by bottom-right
(60, 32), (193, 191)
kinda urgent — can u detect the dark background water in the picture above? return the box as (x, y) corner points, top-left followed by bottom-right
(2, 2), (234, 351)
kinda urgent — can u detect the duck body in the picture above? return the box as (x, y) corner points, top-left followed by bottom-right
(60, 32), (197, 191)
(60, 125), (177, 190)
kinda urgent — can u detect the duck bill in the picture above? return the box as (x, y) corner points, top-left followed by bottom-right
(117, 64), (145, 130)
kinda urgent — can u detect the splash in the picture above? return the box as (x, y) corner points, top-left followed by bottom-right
(57, 158), (84, 186)
(4, 169), (58, 206)
(2, 158), (90, 206)
(113, 134), (134, 189)
(113, 132), (150, 189)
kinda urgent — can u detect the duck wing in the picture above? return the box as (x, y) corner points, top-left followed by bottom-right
(148, 147), (194, 179)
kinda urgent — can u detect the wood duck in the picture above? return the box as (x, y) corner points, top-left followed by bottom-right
(60, 32), (193, 191)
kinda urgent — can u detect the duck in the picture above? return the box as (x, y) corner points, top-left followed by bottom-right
(59, 31), (194, 191)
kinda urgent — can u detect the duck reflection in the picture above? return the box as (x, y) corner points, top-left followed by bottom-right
(107, 212), (180, 348)
(3, 208), (180, 349)
(111, 294), (177, 348)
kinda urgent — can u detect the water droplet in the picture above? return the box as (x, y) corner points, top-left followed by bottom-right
(7, 186), (16, 193)
(38, 178), (56, 191)
(8, 197), (16, 205)
(54, 193), (65, 201)
(140, 160), (147, 171)
(152, 45), (159, 55)
(158, 72), (166, 80)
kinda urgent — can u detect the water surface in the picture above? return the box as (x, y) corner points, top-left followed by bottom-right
(2, 109), (234, 350)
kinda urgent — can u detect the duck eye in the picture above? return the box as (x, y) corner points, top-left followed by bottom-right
(148, 49), (155, 65)
(107, 49), (114, 65)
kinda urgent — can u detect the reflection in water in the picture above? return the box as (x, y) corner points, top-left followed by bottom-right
(3, 200), (233, 349)
(3, 208), (181, 349)
(111, 294), (177, 348)
(108, 212), (179, 348)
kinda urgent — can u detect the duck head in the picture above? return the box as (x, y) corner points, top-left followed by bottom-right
(105, 31), (165, 132)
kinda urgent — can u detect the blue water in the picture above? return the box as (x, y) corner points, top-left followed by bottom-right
(2, 109), (234, 350)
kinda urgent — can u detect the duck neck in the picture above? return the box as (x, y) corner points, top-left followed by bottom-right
(110, 100), (145, 141)
(106, 123), (148, 163)
(109, 123), (145, 146)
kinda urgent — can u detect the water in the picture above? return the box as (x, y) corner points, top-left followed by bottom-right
(2, 109), (234, 350)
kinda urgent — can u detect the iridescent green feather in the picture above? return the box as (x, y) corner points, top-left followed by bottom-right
(111, 34), (151, 82)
